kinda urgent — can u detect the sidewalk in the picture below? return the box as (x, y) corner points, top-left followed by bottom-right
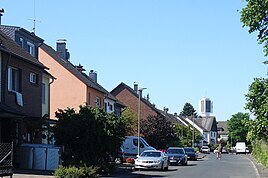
(246, 154), (268, 178)
(12, 169), (55, 178)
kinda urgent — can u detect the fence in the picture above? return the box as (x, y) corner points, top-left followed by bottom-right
(0, 142), (13, 178)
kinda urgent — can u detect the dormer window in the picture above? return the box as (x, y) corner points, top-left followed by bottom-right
(29, 72), (38, 84)
(19, 38), (23, 47)
(27, 42), (35, 57)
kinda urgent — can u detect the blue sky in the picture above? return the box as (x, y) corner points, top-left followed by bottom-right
(1, 0), (266, 120)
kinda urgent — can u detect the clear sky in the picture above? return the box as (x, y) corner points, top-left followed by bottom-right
(1, 0), (266, 121)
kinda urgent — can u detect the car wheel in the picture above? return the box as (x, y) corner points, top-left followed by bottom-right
(114, 157), (122, 164)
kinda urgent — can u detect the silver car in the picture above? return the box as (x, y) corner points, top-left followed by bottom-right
(134, 150), (169, 171)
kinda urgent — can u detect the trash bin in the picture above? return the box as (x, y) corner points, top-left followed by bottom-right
(19, 144), (60, 170)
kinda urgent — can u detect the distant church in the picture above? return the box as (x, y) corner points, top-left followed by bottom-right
(199, 97), (213, 117)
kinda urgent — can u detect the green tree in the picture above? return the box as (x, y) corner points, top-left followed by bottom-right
(121, 107), (136, 135)
(227, 112), (250, 145)
(53, 105), (127, 166)
(175, 124), (202, 147)
(140, 114), (178, 149)
(180, 102), (197, 117)
(241, 0), (268, 56)
(245, 77), (268, 141)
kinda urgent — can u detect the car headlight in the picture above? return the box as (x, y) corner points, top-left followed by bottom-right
(154, 160), (161, 164)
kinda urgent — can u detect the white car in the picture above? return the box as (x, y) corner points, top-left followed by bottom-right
(200, 146), (210, 154)
(134, 150), (169, 171)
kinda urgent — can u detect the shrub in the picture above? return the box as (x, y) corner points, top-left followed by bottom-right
(54, 166), (85, 178)
(252, 140), (268, 168)
(54, 165), (99, 178)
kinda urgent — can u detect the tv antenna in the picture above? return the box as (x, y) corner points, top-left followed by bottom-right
(28, 0), (41, 34)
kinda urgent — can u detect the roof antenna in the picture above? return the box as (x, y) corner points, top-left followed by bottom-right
(28, 0), (41, 34)
(0, 8), (4, 25)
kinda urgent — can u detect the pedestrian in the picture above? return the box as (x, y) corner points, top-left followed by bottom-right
(217, 142), (223, 160)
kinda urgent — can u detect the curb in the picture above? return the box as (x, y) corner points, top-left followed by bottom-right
(246, 154), (268, 178)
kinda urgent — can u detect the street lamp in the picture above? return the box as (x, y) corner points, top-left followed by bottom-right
(192, 115), (195, 147)
(138, 87), (146, 155)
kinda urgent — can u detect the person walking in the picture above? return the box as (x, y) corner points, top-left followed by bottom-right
(217, 141), (223, 160)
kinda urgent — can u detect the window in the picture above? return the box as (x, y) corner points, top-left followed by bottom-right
(8, 66), (20, 92)
(27, 42), (35, 56)
(109, 103), (113, 111)
(29, 72), (38, 84)
(19, 38), (23, 47)
(42, 83), (45, 104)
(133, 138), (144, 148)
(104, 102), (107, 112)
(96, 97), (101, 107)
(206, 100), (211, 112)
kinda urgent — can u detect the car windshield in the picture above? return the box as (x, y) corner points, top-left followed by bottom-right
(202, 146), (208, 149)
(141, 151), (161, 157)
(167, 149), (184, 154)
(140, 138), (150, 147)
(184, 148), (194, 152)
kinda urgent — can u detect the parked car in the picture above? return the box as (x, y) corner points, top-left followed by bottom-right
(166, 147), (187, 166)
(200, 146), (210, 154)
(235, 142), (247, 154)
(122, 136), (156, 157)
(134, 150), (169, 171)
(113, 147), (125, 164)
(222, 147), (228, 154)
(184, 147), (198, 161)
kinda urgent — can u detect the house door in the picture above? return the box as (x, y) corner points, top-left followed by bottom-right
(1, 118), (20, 145)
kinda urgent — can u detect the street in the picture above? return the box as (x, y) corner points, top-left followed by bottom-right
(110, 154), (260, 178)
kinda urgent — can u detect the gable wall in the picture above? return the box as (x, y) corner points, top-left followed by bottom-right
(115, 88), (157, 121)
(39, 48), (87, 119)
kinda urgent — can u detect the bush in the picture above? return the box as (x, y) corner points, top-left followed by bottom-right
(252, 140), (268, 168)
(54, 165), (99, 178)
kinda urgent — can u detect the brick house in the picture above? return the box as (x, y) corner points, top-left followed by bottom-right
(111, 82), (184, 135)
(39, 40), (122, 120)
(0, 30), (48, 147)
(111, 82), (159, 124)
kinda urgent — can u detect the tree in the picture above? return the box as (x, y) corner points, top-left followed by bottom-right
(180, 102), (197, 117)
(175, 124), (203, 147)
(121, 107), (136, 135)
(227, 112), (250, 145)
(241, 0), (268, 56)
(245, 77), (268, 141)
(53, 105), (127, 166)
(140, 114), (178, 149)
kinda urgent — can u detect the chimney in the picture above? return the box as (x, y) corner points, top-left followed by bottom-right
(134, 83), (138, 94)
(0, 8), (4, 25)
(75, 64), (85, 73)
(163, 107), (169, 113)
(56, 39), (70, 60)
(89, 70), (97, 83)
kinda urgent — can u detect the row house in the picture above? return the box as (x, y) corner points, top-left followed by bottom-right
(0, 30), (48, 147)
(177, 116), (218, 146)
(39, 40), (123, 120)
(111, 82), (183, 134)
(0, 25), (54, 144)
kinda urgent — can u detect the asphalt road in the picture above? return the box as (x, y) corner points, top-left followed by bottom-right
(109, 153), (261, 178)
